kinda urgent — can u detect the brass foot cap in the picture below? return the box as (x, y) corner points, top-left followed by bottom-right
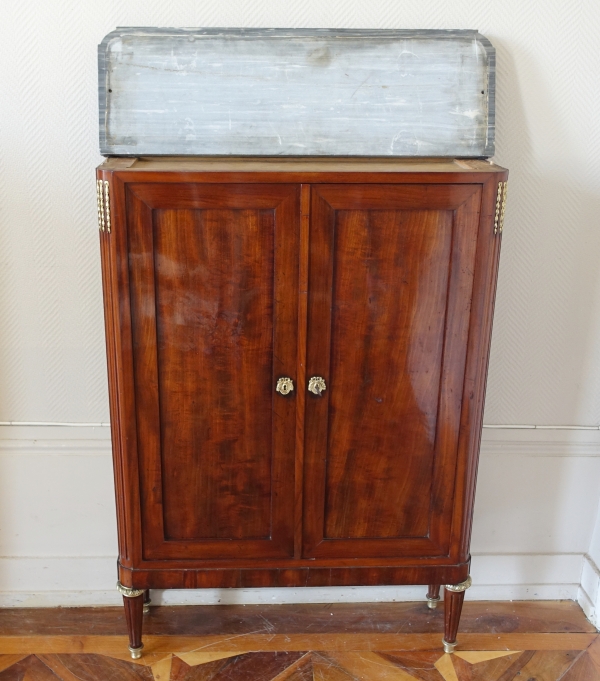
(442, 639), (457, 654)
(143, 601), (151, 614)
(129, 645), (144, 660)
(426, 597), (440, 610)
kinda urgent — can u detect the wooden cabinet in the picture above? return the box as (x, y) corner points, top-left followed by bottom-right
(96, 157), (508, 659)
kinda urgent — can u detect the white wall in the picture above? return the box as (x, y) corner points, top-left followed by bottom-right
(1, 0), (600, 608)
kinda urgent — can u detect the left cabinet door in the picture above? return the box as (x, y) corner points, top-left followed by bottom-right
(114, 181), (300, 561)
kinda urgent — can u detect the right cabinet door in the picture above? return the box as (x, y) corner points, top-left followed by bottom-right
(303, 183), (483, 559)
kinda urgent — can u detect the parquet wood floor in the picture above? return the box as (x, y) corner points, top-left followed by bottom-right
(0, 601), (597, 680)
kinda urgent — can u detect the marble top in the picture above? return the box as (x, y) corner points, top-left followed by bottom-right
(99, 28), (495, 157)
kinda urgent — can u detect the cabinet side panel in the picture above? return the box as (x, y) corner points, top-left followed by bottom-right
(98, 171), (128, 563)
(101, 170), (145, 571)
(454, 173), (507, 561)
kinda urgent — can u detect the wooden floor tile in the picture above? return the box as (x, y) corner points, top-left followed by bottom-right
(169, 655), (227, 680)
(108, 652), (175, 667)
(378, 651), (445, 681)
(175, 651), (239, 666)
(454, 650), (518, 663)
(324, 651), (422, 680)
(509, 650), (580, 681)
(196, 652), (307, 680)
(270, 653), (313, 680)
(150, 655), (172, 681)
(454, 633), (595, 651)
(433, 654), (460, 681)
(0, 655), (60, 681)
(37, 655), (86, 681)
(456, 651), (523, 681)
(561, 651), (600, 680)
(588, 636), (600, 670)
(46, 653), (154, 680)
(312, 653), (359, 681)
(444, 655), (470, 680)
(0, 659), (27, 675)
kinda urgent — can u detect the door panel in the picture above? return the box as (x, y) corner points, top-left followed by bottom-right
(154, 208), (274, 541)
(303, 184), (482, 559)
(125, 183), (300, 560)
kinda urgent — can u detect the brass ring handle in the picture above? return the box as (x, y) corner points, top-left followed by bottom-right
(308, 376), (326, 396)
(276, 377), (294, 395)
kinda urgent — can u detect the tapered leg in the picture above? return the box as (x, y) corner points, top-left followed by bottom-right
(442, 576), (472, 653)
(426, 584), (441, 609)
(143, 589), (151, 614)
(117, 582), (145, 659)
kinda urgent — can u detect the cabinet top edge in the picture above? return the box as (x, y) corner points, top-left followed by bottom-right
(98, 157), (507, 174)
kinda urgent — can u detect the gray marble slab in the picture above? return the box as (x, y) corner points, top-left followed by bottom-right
(98, 28), (495, 157)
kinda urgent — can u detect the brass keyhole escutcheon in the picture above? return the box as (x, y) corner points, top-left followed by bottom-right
(276, 377), (294, 395)
(308, 376), (326, 396)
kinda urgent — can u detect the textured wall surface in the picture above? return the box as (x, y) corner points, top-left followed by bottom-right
(1, 0), (600, 606)
(1, 0), (600, 426)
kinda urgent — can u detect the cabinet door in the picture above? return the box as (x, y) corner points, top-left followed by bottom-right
(124, 183), (299, 561)
(303, 183), (482, 559)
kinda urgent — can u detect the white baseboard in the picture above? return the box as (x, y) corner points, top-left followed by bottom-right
(0, 585), (581, 608)
(481, 426), (600, 457)
(578, 554), (600, 628)
(0, 553), (583, 607)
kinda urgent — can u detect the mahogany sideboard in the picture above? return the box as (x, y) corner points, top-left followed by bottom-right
(96, 156), (508, 658)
